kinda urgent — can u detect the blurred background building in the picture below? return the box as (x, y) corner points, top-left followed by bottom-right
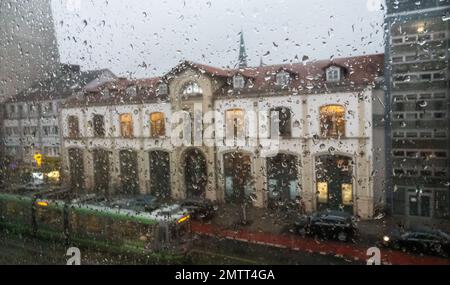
(385, 0), (450, 220)
(0, 0), (60, 185)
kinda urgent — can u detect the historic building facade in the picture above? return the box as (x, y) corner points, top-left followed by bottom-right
(61, 54), (385, 219)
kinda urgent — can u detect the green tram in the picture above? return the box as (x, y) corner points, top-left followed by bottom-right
(0, 192), (192, 264)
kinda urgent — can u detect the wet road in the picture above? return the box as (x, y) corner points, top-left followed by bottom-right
(0, 233), (357, 265)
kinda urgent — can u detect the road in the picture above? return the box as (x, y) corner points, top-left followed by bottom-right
(0, 233), (357, 265)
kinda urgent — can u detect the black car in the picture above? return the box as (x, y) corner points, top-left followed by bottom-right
(381, 228), (450, 257)
(180, 199), (217, 221)
(294, 210), (358, 242)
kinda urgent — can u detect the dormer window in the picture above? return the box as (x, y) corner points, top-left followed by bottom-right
(276, 71), (290, 87)
(233, 75), (245, 89)
(326, 66), (341, 82)
(126, 86), (137, 96)
(158, 83), (169, 95)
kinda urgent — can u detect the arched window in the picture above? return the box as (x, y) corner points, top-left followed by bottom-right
(150, 112), (166, 137)
(182, 81), (203, 96)
(320, 105), (346, 138)
(67, 116), (80, 138)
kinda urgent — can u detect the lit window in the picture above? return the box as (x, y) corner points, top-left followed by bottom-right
(233, 75), (245, 89)
(182, 82), (203, 96)
(226, 109), (245, 140)
(276, 71), (290, 87)
(150, 112), (166, 137)
(326, 66), (341, 82)
(320, 105), (346, 138)
(120, 114), (133, 138)
(342, 184), (353, 206)
(317, 182), (328, 204)
(68, 116), (80, 138)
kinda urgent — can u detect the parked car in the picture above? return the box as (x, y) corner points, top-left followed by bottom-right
(180, 199), (217, 221)
(294, 210), (358, 242)
(381, 228), (450, 257)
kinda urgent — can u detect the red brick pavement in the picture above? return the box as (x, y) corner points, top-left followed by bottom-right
(191, 222), (450, 265)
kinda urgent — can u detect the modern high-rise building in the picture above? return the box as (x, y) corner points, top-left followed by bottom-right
(0, 0), (60, 99)
(385, 0), (450, 220)
(0, 0), (60, 186)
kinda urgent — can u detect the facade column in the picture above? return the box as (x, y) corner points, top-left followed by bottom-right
(254, 154), (266, 208)
(300, 96), (315, 213)
(215, 151), (225, 203)
(110, 149), (121, 196)
(300, 149), (315, 213)
(137, 149), (148, 194)
(83, 149), (94, 192)
(170, 149), (184, 200)
(356, 90), (373, 219)
(204, 147), (217, 202)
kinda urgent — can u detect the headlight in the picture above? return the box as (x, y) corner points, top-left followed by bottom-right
(383, 236), (390, 242)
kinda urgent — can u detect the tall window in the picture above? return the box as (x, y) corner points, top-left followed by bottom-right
(320, 105), (346, 138)
(120, 114), (133, 138)
(150, 112), (166, 137)
(226, 109), (245, 140)
(68, 116), (80, 138)
(271, 107), (292, 137)
(93, 114), (105, 137)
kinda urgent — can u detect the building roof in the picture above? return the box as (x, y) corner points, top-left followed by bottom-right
(4, 64), (114, 103)
(214, 53), (385, 97)
(64, 77), (164, 107)
(64, 54), (384, 108)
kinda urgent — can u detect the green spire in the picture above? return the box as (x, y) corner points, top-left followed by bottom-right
(238, 30), (248, 68)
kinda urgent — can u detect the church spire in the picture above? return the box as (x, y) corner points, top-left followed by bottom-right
(238, 30), (248, 68)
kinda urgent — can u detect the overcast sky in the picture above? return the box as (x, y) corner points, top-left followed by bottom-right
(51, 0), (386, 78)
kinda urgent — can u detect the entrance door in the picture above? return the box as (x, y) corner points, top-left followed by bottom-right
(267, 154), (298, 207)
(68, 148), (85, 193)
(184, 149), (207, 198)
(316, 155), (353, 213)
(93, 149), (110, 198)
(409, 193), (432, 217)
(149, 151), (171, 200)
(224, 152), (252, 203)
(119, 150), (139, 195)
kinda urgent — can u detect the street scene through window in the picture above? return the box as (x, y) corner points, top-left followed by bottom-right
(0, 0), (450, 270)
